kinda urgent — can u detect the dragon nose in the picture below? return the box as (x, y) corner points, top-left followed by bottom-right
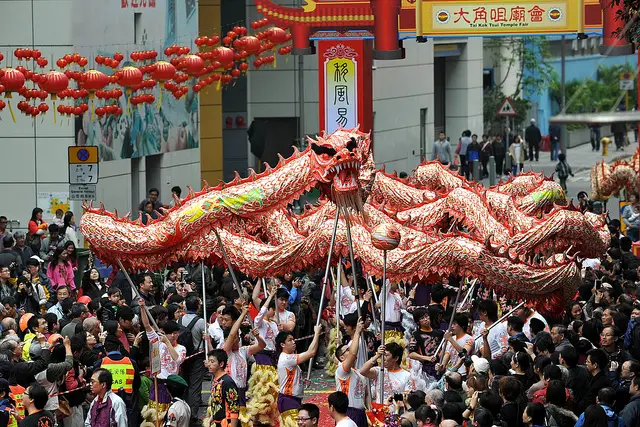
(336, 154), (342, 160)
(349, 152), (355, 157)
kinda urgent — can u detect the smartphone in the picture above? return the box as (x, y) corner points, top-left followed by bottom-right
(595, 279), (602, 290)
(393, 393), (403, 402)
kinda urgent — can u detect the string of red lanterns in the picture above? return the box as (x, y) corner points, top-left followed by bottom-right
(0, 23), (292, 121)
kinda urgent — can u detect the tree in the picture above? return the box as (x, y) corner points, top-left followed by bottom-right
(610, 1), (640, 43)
(549, 63), (638, 116)
(483, 37), (556, 131)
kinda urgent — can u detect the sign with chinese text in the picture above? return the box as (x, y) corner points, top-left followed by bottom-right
(318, 39), (373, 135)
(68, 146), (99, 185)
(416, 1), (583, 36)
(150, 335), (161, 376)
(121, 0), (156, 8)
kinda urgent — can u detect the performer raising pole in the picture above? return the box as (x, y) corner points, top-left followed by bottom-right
(369, 223), (402, 403)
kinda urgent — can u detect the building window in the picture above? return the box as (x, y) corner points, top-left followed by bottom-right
(483, 69), (494, 91)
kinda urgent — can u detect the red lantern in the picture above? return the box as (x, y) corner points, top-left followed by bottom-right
(268, 27), (288, 44)
(212, 47), (235, 66)
(38, 70), (69, 98)
(0, 68), (26, 121)
(241, 36), (261, 55)
(117, 66), (143, 88)
(81, 70), (110, 93)
(179, 55), (204, 76)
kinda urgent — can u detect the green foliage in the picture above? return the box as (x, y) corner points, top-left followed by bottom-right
(549, 62), (638, 114)
(483, 37), (556, 131)
(610, 0), (640, 43)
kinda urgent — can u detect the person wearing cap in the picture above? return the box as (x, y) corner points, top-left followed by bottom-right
(96, 327), (141, 427)
(24, 256), (52, 307)
(85, 368), (128, 427)
(525, 118), (541, 162)
(470, 355), (490, 377)
(21, 315), (47, 362)
(164, 374), (190, 427)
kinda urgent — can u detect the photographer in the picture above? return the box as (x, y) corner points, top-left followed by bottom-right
(0, 237), (22, 274)
(16, 270), (47, 315)
(0, 265), (15, 300)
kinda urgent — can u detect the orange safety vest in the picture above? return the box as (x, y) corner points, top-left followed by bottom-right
(101, 356), (135, 394)
(9, 385), (24, 417)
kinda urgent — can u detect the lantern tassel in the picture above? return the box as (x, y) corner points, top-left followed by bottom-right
(53, 101), (57, 124)
(157, 87), (162, 111)
(7, 101), (16, 124)
(216, 78), (222, 92)
(274, 55), (277, 69)
(126, 89), (131, 115)
(91, 98), (95, 121)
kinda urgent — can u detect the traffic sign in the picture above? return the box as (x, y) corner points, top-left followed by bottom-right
(619, 72), (634, 91)
(68, 146), (98, 164)
(497, 98), (518, 117)
(69, 164), (98, 184)
(68, 146), (98, 184)
(69, 184), (97, 201)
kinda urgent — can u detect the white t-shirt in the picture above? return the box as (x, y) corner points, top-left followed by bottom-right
(278, 353), (304, 398)
(208, 320), (225, 349)
(147, 330), (186, 379)
(255, 306), (278, 351)
(277, 309), (295, 325)
(227, 346), (250, 388)
(336, 418), (358, 427)
(382, 291), (403, 323)
(371, 367), (414, 403)
(336, 362), (367, 410)
(445, 333), (474, 374)
(166, 398), (191, 427)
(473, 320), (509, 359)
(523, 311), (549, 341)
(340, 285), (357, 315)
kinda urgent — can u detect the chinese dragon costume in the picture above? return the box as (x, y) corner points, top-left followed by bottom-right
(81, 127), (609, 426)
(590, 150), (639, 200)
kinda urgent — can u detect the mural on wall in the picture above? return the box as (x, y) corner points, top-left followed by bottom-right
(72, 0), (199, 161)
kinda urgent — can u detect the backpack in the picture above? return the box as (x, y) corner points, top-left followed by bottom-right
(178, 316), (203, 356)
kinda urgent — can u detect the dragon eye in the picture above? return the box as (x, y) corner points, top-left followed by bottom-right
(346, 137), (357, 152)
(311, 143), (337, 157)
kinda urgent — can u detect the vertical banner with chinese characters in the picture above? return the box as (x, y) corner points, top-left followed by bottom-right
(318, 39), (373, 136)
(417, 0), (583, 36)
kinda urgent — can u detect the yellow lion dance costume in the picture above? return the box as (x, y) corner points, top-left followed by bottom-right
(246, 362), (279, 425)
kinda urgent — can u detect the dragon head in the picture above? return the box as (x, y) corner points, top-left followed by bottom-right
(308, 126), (371, 210)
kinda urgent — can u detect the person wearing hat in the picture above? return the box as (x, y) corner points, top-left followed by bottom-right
(470, 355), (490, 376)
(96, 324), (141, 427)
(164, 374), (190, 427)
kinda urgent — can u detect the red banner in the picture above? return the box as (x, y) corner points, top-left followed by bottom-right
(318, 39), (373, 136)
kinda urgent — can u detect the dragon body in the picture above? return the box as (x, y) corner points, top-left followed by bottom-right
(590, 150), (639, 200)
(81, 127), (609, 302)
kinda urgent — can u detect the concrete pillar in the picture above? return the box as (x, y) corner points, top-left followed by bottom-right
(444, 38), (483, 142)
(488, 156), (496, 186)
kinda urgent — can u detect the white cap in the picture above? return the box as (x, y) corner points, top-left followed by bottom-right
(530, 118), (536, 123)
(30, 255), (45, 264)
(471, 355), (490, 375)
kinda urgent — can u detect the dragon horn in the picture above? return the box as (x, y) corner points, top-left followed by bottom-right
(202, 180), (211, 190)
(248, 168), (257, 181)
(263, 162), (272, 172)
(88, 201), (94, 210)
(124, 211), (131, 220)
(232, 171), (241, 184)
(277, 153), (286, 167)
(113, 209), (119, 219)
(187, 186), (196, 197)
(99, 202), (105, 213)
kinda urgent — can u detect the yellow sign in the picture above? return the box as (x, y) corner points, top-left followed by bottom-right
(324, 56), (358, 134)
(417, 0), (583, 36)
(68, 146), (99, 164)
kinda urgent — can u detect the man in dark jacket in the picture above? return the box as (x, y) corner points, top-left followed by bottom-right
(621, 375), (640, 427)
(525, 118), (542, 161)
(578, 349), (612, 414)
(560, 346), (591, 414)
